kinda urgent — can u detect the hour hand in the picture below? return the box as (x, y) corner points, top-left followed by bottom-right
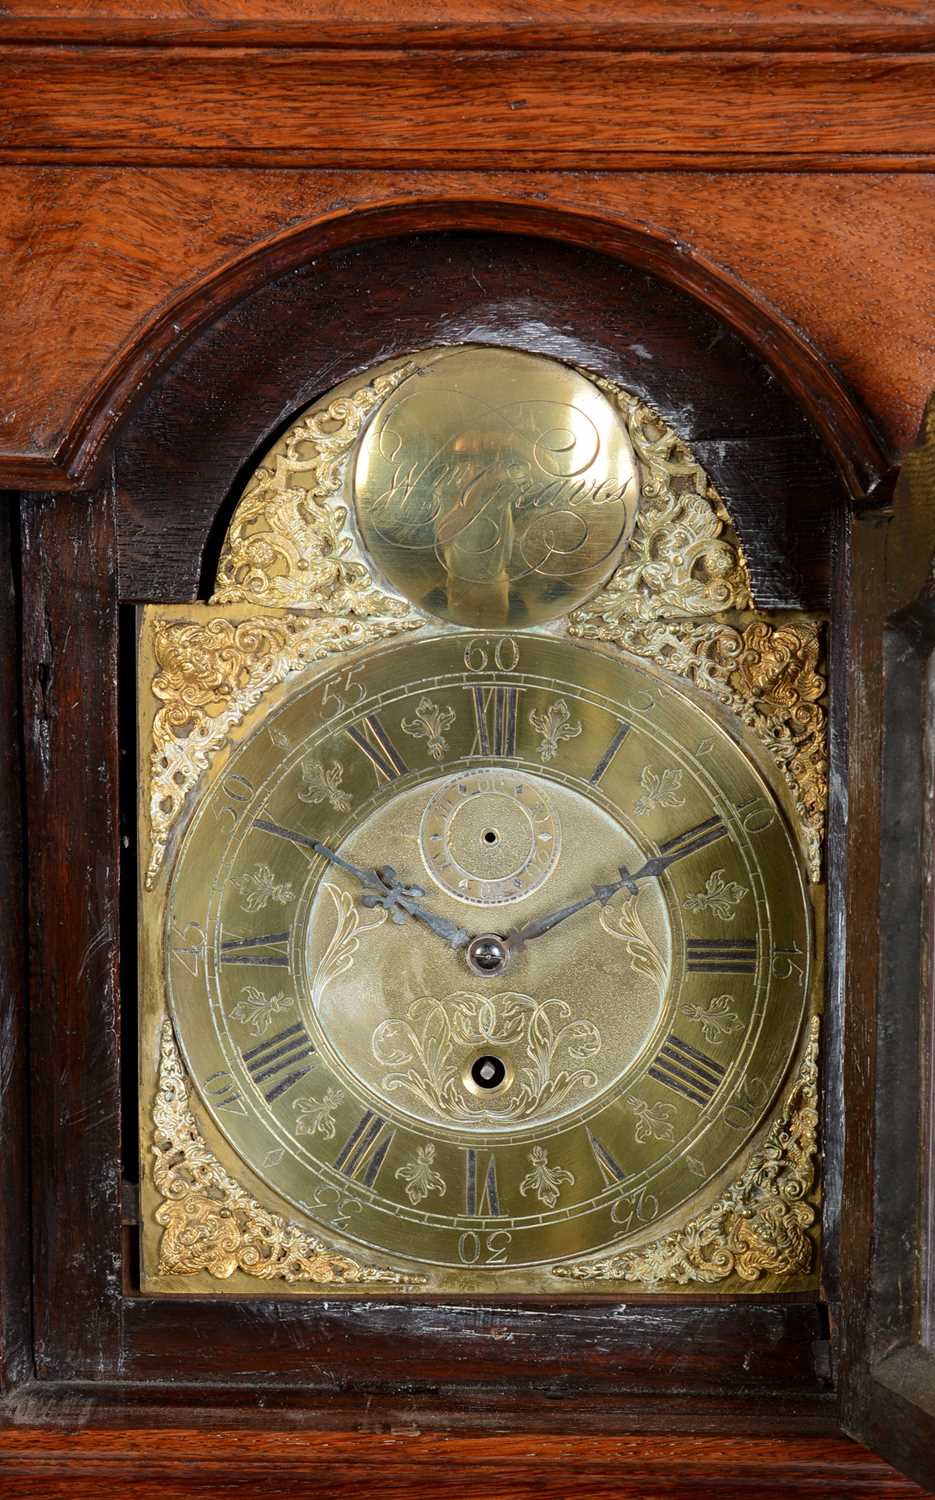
(253, 818), (470, 949)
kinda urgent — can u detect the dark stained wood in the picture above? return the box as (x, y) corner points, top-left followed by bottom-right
(1, 1), (934, 52)
(0, 499), (32, 1395)
(113, 228), (849, 612)
(2, 4), (935, 1486)
(1, 1429), (931, 1500)
(1, 172), (929, 491)
(18, 487), (125, 1381)
(836, 396), (935, 1493)
(1, 48), (934, 174)
(115, 1297), (829, 1392)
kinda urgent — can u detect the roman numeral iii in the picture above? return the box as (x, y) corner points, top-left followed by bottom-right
(686, 937), (757, 974)
(242, 1020), (315, 1103)
(648, 1035), (726, 1107)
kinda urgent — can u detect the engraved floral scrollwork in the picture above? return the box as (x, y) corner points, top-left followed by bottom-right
(151, 1021), (419, 1285)
(528, 698), (582, 762)
(395, 1144), (447, 1206)
(519, 1146), (575, 1209)
(146, 611), (420, 887)
(553, 1016), (819, 1286)
(372, 991), (602, 1125)
(211, 365), (420, 618)
(401, 696), (456, 761)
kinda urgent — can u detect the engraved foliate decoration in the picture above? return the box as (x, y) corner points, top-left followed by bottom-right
(155, 630), (814, 1283)
(202, 346), (826, 881)
(554, 1017), (819, 1287)
(152, 1021), (420, 1286)
(141, 344), (825, 1294)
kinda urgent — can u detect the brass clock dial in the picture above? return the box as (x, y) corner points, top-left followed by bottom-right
(163, 629), (812, 1286)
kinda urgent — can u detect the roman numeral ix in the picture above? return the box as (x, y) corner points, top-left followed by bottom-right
(220, 931), (290, 967)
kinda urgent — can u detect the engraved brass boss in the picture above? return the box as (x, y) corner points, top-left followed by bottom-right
(353, 347), (640, 627)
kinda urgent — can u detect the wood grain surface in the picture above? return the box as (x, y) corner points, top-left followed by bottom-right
(2, 0), (934, 51)
(1, 47), (933, 173)
(0, 172), (931, 491)
(0, 1430), (932, 1498)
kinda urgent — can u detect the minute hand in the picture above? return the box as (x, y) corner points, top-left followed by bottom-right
(506, 815), (728, 947)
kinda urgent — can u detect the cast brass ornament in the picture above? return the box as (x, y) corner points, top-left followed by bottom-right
(554, 1016), (819, 1286)
(572, 377), (751, 625)
(145, 610), (421, 886)
(140, 343), (824, 1295)
(146, 628), (815, 1289)
(212, 363), (422, 619)
(152, 1020), (420, 1286)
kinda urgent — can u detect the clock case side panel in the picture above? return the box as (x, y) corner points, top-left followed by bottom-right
(7, 224), (868, 1421)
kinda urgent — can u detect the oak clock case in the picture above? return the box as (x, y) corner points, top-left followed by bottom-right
(139, 346), (824, 1297)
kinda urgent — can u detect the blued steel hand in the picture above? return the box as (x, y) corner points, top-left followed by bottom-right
(504, 866), (636, 948)
(504, 816), (728, 948)
(253, 818), (470, 949)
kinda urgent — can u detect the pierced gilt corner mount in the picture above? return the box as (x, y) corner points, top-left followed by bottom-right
(554, 1016), (820, 1286)
(144, 359), (827, 890)
(152, 1020), (421, 1286)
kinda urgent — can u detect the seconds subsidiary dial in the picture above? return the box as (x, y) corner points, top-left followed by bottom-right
(165, 631), (812, 1285)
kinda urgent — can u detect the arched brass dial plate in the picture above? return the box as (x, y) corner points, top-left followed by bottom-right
(163, 629), (812, 1282)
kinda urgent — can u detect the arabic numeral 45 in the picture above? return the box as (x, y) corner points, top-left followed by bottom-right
(170, 921), (207, 978)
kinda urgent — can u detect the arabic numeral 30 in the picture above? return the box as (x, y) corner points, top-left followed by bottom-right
(458, 1230), (513, 1265)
